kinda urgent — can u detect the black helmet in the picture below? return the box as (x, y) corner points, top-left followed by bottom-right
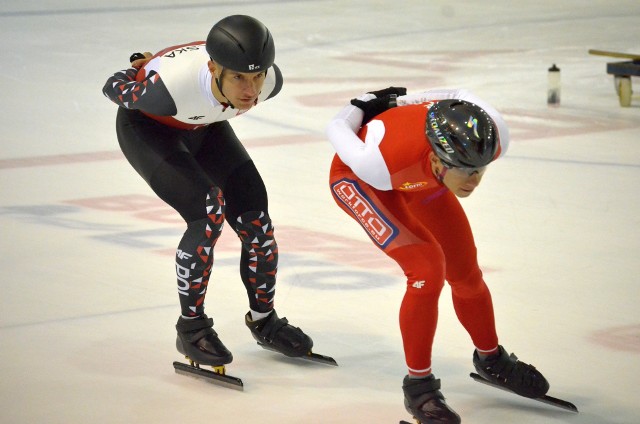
(206, 15), (275, 73)
(425, 99), (499, 168)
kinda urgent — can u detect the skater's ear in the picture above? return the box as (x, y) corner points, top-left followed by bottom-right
(428, 152), (443, 171)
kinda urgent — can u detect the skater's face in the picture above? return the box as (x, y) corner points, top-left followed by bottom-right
(429, 153), (486, 198)
(209, 60), (266, 110)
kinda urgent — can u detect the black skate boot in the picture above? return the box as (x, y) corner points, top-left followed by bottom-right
(402, 375), (461, 424)
(473, 345), (549, 398)
(245, 310), (313, 357)
(175, 315), (233, 366)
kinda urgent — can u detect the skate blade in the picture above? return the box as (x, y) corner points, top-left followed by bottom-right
(470, 372), (578, 413)
(173, 361), (244, 391)
(257, 342), (338, 366)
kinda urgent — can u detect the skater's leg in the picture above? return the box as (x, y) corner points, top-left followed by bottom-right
(222, 161), (276, 314)
(117, 110), (232, 364)
(415, 188), (549, 398)
(389, 244), (445, 378)
(172, 185), (225, 317)
(232, 202), (313, 357)
(330, 170), (461, 421)
(330, 174), (453, 376)
(364, 215), (457, 420)
(236, 209), (278, 313)
(145, 157), (234, 365)
(410, 191), (499, 353)
(196, 122), (278, 317)
(449, 267), (499, 355)
(195, 126), (313, 356)
(117, 109), (222, 315)
(137, 150), (225, 318)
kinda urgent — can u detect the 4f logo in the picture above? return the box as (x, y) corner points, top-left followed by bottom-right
(176, 250), (192, 260)
(412, 281), (425, 289)
(176, 250), (193, 296)
(466, 116), (479, 138)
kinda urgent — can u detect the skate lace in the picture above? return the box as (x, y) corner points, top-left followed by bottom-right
(483, 353), (540, 386)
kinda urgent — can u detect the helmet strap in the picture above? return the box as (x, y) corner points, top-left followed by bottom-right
(429, 152), (448, 184)
(214, 67), (236, 109)
(436, 166), (448, 184)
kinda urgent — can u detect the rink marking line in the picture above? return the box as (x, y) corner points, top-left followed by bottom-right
(0, 150), (124, 169)
(0, 1), (307, 18)
(0, 304), (176, 330)
(0, 134), (324, 170)
(506, 156), (640, 169)
(1, 150), (636, 171)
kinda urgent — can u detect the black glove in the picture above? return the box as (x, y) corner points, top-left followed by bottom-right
(351, 94), (399, 125)
(129, 52), (146, 63)
(367, 86), (407, 98)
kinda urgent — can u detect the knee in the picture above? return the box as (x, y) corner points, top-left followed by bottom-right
(205, 186), (225, 228)
(389, 244), (446, 295)
(235, 210), (278, 260)
(405, 277), (444, 297)
(447, 267), (486, 299)
(186, 186), (225, 231)
(222, 161), (267, 224)
(179, 187), (226, 250)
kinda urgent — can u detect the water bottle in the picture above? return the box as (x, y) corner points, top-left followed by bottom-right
(547, 64), (561, 106)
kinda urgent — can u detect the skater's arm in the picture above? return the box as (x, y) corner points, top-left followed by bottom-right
(326, 93), (392, 190)
(101, 55), (177, 116)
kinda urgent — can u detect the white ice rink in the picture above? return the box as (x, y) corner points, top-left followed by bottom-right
(1, 1), (639, 423)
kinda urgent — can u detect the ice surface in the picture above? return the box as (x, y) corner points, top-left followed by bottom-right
(1, 1), (639, 423)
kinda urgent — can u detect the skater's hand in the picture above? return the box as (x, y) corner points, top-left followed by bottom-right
(367, 86), (407, 98)
(129, 51), (153, 68)
(351, 94), (399, 125)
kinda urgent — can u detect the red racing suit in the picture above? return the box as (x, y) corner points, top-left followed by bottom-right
(327, 89), (509, 376)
